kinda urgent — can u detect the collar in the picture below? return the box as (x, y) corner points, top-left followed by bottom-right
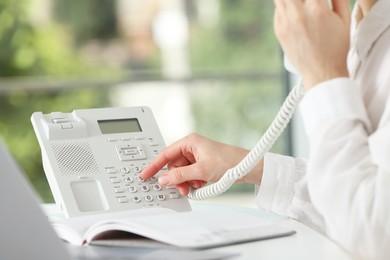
(351, 0), (390, 59)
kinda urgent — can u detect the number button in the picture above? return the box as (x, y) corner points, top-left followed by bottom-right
(140, 185), (150, 192)
(121, 167), (130, 173)
(145, 195), (153, 202)
(152, 184), (162, 191)
(132, 196), (141, 203)
(136, 176), (145, 183)
(157, 194), (166, 201)
(124, 176), (133, 183)
(128, 186), (137, 193)
(133, 166), (142, 173)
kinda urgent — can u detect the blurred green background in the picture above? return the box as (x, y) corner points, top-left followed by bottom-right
(0, 0), (286, 202)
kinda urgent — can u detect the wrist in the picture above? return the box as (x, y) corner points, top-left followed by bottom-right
(303, 67), (349, 90)
(241, 159), (263, 185)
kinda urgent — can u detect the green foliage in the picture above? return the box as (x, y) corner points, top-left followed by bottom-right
(189, 0), (280, 72)
(0, 0), (111, 201)
(190, 80), (284, 151)
(0, 0), (32, 76)
(53, 0), (117, 44)
(188, 2), (285, 149)
(188, 1), (285, 193)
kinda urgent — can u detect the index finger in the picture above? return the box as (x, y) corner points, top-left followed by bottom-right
(140, 141), (186, 179)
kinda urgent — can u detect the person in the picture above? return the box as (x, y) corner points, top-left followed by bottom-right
(141, 0), (390, 258)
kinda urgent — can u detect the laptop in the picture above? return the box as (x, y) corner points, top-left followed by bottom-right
(0, 139), (235, 260)
(0, 139), (71, 260)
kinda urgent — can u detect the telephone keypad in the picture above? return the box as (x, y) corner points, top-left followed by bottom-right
(105, 134), (187, 208)
(107, 160), (183, 206)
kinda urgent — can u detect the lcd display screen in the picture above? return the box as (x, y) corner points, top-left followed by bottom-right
(98, 118), (142, 134)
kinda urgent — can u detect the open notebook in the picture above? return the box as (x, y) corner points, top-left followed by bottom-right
(48, 205), (295, 249)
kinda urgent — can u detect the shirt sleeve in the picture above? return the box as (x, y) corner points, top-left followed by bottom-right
(255, 153), (326, 233)
(300, 78), (390, 259)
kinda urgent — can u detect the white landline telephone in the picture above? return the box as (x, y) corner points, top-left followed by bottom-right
(31, 107), (191, 217)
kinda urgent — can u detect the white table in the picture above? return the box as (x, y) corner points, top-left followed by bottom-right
(188, 204), (352, 260)
(44, 204), (352, 260)
(211, 215), (351, 259)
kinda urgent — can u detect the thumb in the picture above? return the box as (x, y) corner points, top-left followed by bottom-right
(158, 164), (206, 186)
(332, 0), (351, 25)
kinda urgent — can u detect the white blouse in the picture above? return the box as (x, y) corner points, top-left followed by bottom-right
(256, 1), (390, 259)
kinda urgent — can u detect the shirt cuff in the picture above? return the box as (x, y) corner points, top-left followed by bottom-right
(255, 153), (297, 215)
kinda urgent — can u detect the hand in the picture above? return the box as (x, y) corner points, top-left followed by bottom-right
(274, 0), (351, 90)
(141, 133), (263, 196)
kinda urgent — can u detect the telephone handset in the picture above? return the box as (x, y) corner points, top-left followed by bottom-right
(188, 56), (304, 200)
(31, 107), (191, 217)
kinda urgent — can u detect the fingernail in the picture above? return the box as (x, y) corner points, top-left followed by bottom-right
(158, 175), (169, 185)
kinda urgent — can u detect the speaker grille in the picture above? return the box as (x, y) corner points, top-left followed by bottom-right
(52, 142), (99, 175)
